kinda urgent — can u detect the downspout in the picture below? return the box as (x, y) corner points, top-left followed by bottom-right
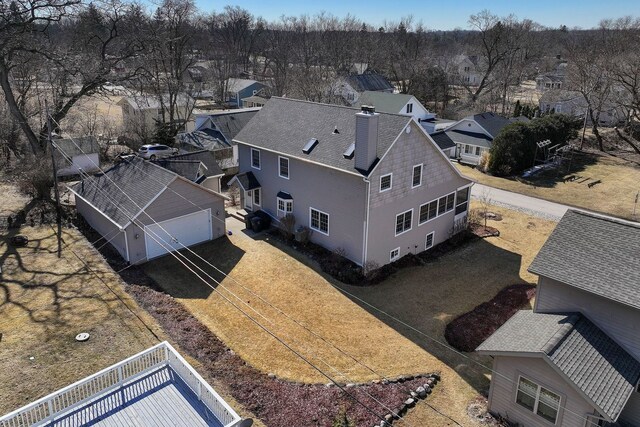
(362, 177), (371, 266)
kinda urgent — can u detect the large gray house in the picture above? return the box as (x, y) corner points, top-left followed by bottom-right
(478, 210), (640, 427)
(231, 97), (472, 267)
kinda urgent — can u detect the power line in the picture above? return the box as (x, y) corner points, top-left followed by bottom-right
(51, 128), (603, 427)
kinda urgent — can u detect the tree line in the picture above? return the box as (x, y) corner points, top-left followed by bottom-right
(1, 0), (639, 160)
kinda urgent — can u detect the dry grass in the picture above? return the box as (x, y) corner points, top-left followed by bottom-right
(457, 151), (640, 220)
(144, 204), (556, 426)
(0, 183), (29, 217)
(0, 226), (162, 414)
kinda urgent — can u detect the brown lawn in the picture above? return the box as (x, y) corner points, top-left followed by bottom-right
(144, 203), (556, 426)
(457, 150), (640, 221)
(0, 226), (162, 414)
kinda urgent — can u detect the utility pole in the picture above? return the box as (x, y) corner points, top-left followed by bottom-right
(46, 101), (62, 258)
(579, 107), (588, 151)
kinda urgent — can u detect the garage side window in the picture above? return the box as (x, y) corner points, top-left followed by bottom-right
(251, 148), (261, 169)
(516, 376), (560, 424)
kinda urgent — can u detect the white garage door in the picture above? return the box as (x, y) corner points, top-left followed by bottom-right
(144, 209), (212, 260)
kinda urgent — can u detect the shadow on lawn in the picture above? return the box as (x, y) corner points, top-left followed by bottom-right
(142, 236), (246, 299)
(337, 237), (526, 396)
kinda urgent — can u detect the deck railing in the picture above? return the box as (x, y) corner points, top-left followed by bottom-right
(0, 342), (241, 427)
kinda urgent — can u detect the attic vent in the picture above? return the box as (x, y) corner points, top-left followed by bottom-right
(333, 127), (340, 134)
(302, 138), (319, 154)
(343, 143), (355, 159)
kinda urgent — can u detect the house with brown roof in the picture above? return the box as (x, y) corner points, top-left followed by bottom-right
(477, 210), (640, 426)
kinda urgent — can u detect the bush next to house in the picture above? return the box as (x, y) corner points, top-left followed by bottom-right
(487, 114), (581, 176)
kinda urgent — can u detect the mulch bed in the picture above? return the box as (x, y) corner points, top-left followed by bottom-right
(468, 223), (500, 238)
(467, 396), (516, 426)
(444, 284), (536, 353)
(268, 229), (479, 286)
(74, 220), (441, 426)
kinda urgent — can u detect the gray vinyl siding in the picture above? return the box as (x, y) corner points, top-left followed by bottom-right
(76, 196), (128, 260)
(125, 179), (226, 264)
(237, 144), (367, 265)
(488, 356), (595, 427)
(535, 276), (640, 361)
(365, 121), (471, 266)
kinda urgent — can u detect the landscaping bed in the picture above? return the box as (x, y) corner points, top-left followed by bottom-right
(443, 284), (536, 352)
(268, 228), (480, 286)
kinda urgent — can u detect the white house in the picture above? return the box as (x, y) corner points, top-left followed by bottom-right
(118, 94), (194, 137)
(453, 55), (482, 86)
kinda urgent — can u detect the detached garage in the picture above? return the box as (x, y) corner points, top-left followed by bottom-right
(70, 156), (227, 264)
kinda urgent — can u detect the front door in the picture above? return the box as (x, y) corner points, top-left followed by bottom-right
(244, 190), (253, 210)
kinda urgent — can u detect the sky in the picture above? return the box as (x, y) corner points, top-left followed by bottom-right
(192, 0), (640, 29)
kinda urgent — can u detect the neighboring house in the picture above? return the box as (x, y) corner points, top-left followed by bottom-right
(156, 150), (225, 192)
(118, 94), (193, 137)
(452, 55), (482, 86)
(225, 78), (268, 108)
(334, 73), (394, 105)
(477, 210), (640, 427)
(429, 131), (456, 158)
(53, 136), (100, 177)
(536, 73), (564, 91)
(184, 65), (214, 99)
(241, 95), (269, 108)
(356, 91), (436, 123)
(539, 90), (626, 126)
(69, 156), (227, 264)
(177, 108), (260, 174)
(231, 98), (472, 267)
(0, 342), (242, 426)
(444, 112), (526, 165)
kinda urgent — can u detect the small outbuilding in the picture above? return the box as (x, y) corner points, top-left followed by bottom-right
(69, 156), (227, 264)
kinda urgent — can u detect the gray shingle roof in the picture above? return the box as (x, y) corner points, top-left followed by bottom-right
(470, 112), (511, 138)
(529, 210), (640, 310)
(231, 171), (260, 191)
(478, 310), (640, 421)
(233, 97), (411, 176)
(153, 159), (202, 181)
(446, 130), (492, 148)
(175, 129), (230, 151)
(169, 150), (223, 176)
(430, 131), (456, 150)
(345, 74), (394, 92)
(356, 91), (414, 113)
(71, 157), (176, 227)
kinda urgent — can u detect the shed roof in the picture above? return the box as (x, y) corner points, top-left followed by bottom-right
(477, 310), (640, 421)
(233, 97), (410, 176)
(529, 210), (640, 310)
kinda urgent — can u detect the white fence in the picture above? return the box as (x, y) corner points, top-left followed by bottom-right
(0, 342), (241, 427)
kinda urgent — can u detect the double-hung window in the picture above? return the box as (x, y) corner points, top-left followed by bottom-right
(516, 376), (561, 424)
(310, 208), (329, 235)
(277, 197), (293, 217)
(412, 164), (422, 188)
(475, 146), (481, 156)
(438, 196), (447, 215)
(395, 209), (413, 235)
(279, 156), (289, 179)
(464, 145), (471, 154)
(455, 187), (470, 215)
(380, 173), (392, 192)
(253, 188), (261, 206)
(251, 148), (261, 169)
(419, 200), (438, 224)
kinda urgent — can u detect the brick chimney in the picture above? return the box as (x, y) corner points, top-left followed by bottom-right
(354, 105), (379, 172)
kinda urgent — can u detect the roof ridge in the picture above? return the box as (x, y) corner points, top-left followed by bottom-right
(567, 209), (640, 229)
(541, 312), (581, 355)
(269, 97), (413, 119)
